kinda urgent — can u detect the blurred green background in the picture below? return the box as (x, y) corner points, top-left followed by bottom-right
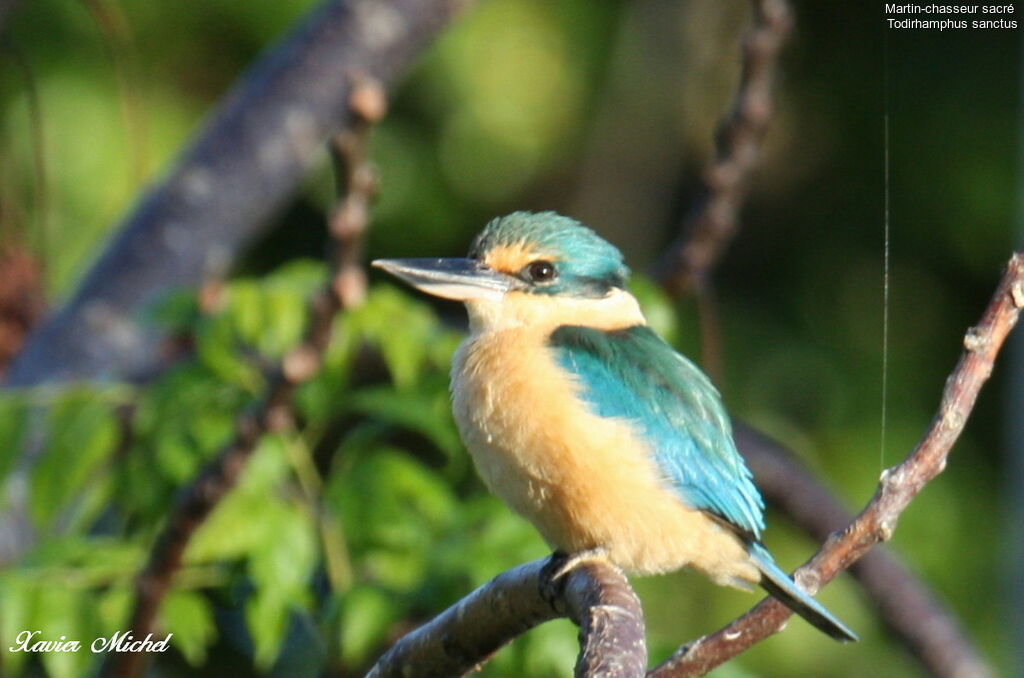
(0, 1), (1019, 676)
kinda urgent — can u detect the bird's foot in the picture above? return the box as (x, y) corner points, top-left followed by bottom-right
(547, 547), (611, 581)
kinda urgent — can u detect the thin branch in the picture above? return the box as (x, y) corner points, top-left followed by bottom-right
(650, 252), (1024, 677)
(366, 556), (646, 678)
(102, 81), (385, 678)
(655, 0), (792, 297)
(735, 424), (994, 678)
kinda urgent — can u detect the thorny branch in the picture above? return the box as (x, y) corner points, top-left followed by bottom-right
(103, 82), (386, 678)
(649, 252), (1023, 677)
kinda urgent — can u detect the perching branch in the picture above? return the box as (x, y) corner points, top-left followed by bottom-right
(4, 0), (469, 388)
(103, 82), (385, 678)
(650, 252), (1023, 677)
(366, 555), (646, 678)
(734, 425), (994, 678)
(655, 0), (792, 298)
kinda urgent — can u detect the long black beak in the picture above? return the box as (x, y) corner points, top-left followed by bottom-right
(371, 258), (518, 301)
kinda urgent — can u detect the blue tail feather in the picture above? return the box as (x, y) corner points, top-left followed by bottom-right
(748, 542), (859, 642)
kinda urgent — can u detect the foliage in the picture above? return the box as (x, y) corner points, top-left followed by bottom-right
(0, 266), (554, 676)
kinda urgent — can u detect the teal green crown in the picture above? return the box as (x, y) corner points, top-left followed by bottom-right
(469, 211), (630, 297)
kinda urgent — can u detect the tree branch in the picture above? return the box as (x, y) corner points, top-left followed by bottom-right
(102, 81), (385, 678)
(4, 0), (469, 388)
(735, 424), (994, 678)
(650, 252), (1023, 677)
(655, 0), (792, 297)
(366, 556), (646, 678)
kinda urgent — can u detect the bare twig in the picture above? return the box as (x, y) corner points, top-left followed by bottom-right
(103, 85), (384, 678)
(650, 252), (1024, 677)
(366, 556), (646, 678)
(328, 75), (385, 310)
(655, 0), (792, 297)
(735, 424), (994, 678)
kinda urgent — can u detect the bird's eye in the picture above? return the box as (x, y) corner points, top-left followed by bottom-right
(525, 260), (557, 283)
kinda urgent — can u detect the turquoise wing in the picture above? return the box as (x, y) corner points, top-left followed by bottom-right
(548, 325), (764, 538)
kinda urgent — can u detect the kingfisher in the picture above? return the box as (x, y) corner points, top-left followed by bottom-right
(373, 211), (857, 642)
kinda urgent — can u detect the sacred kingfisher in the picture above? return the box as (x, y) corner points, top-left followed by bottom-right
(373, 211), (857, 642)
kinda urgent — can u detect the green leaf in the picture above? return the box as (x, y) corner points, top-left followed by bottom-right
(349, 385), (462, 459)
(328, 449), (457, 591)
(30, 391), (118, 531)
(195, 314), (262, 390)
(0, 572), (33, 675)
(338, 586), (400, 666)
(153, 431), (204, 485)
(350, 286), (438, 389)
(142, 287), (200, 332)
(184, 435), (316, 669)
(30, 585), (91, 678)
(0, 392), (28, 483)
(226, 279), (264, 347)
(162, 590), (217, 665)
(96, 585), (133, 640)
(245, 587), (290, 670)
(228, 260), (321, 358)
(247, 502), (317, 603)
(245, 498), (317, 670)
(185, 435), (291, 564)
(259, 285), (309, 356)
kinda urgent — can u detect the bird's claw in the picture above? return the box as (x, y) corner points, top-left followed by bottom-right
(549, 547), (611, 581)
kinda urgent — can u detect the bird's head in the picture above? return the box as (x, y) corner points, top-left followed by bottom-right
(373, 212), (641, 330)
